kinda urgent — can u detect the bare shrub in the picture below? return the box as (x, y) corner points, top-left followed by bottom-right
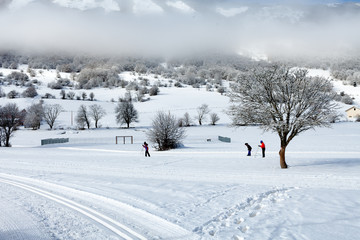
(22, 86), (38, 98)
(149, 85), (159, 96)
(210, 113), (220, 125)
(147, 111), (186, 151)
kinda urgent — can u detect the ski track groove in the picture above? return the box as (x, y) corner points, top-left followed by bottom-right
(57, 147), (360, 155)
(0, 173), (194, 240)
(0, 178), (145, 240)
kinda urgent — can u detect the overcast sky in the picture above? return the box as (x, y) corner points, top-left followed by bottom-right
(1, 0), (360, 59)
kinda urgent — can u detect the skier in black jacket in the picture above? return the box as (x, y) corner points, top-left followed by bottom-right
(245, 143), (252, 156)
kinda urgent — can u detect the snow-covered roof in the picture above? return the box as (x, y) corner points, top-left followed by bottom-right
(345, 106), (359, 112)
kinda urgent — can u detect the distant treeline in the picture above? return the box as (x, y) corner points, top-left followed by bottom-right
(1, 51), (360, 89)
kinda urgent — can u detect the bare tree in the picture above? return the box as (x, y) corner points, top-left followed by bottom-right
(183, 112), (192, 127)
(0, 103), (23, 147)
(89, 92), (95, 101)
(125, 91), (132, 102)
(0, 87), (5, 98)
(43, 104), (63, 130)
(115, 101), (138, 128)
(89, 104), (106, 128)
(147, 111), (186, 151)
(24, 102), (43, 130)
(67, 91), (75, 100)
(228, 65), (337, 168)
(196, 104), (210, 125)
(210, 112), (220, 125)
(217, 86), (226, 95)
(76, 105), (91, 129)
(82, 92), (87, 100)
(0, 128), (4, 147)
(135, 90), (144, 102)
(60, 89), (66, 99)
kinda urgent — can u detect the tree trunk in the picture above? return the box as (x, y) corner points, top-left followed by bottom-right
(279, 146), (288, 169)
(5, 133), (10, 147)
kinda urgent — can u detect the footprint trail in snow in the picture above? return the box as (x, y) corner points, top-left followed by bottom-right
(193, 187), (294, 239)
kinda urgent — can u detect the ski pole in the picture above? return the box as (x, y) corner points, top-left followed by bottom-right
(254, 146), (259, 158)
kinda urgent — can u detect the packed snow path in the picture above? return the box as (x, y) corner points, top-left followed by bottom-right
(0, 173), (194, 240)
(0, 176), (145, 240)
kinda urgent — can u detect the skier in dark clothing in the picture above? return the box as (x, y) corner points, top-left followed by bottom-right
(258, 140), (265, 158)
(245, 143), (252, 156)
(142, 142), (150, 157)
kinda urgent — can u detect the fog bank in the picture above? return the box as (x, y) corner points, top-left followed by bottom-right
(1, 0), (360, 59)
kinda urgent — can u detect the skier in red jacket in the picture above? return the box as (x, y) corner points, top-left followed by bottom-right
(258, 140), (265, 158)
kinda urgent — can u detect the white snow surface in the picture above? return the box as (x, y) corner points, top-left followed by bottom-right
(0, 67), (360, 239)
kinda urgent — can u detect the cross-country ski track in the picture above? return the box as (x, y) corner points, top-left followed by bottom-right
(0, 173), (195, 240)
(57, 147), (360, 156)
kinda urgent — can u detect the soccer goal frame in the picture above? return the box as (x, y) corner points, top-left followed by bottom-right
(116, 136), (133, 144)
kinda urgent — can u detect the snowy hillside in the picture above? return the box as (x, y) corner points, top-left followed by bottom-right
(307, 69), (360, 116)
(0, 65), (231, 131)
(0, 67), (360, 240)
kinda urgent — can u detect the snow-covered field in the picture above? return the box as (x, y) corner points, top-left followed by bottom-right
(0, 67), (360, 240)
